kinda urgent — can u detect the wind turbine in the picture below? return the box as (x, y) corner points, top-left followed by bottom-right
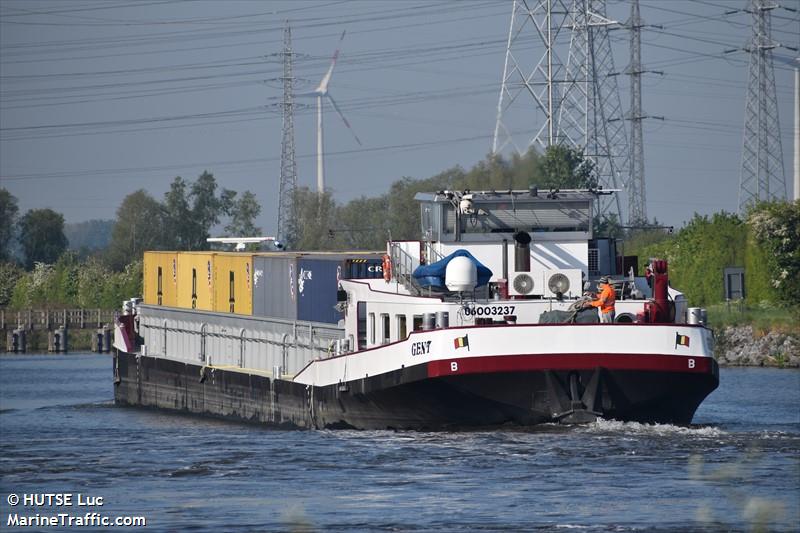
(302, 30), (362, 194)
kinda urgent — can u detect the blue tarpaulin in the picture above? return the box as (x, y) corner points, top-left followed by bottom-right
(412, 249), (493, 289)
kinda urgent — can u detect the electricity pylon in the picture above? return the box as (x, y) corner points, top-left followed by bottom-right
(557, 0), (630, 221)
(492, 1), (632, 223)
(738, 0), (788, 212)
(625, 0), (663, 225)
(277, 23), (298, 248)
(492, 0), (572, 155)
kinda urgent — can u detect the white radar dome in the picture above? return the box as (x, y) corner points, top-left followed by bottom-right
(445, 256), (478, 292)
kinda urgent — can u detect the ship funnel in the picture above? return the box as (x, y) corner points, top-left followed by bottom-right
(651, 259), (671, 323)
(513, 231), (531, 272)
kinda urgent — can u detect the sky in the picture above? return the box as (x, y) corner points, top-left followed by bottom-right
(1, 0), (798, 238)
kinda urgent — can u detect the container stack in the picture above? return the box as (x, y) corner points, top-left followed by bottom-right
(142, 251), (383, 323)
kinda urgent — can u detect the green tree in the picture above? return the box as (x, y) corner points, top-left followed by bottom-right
(189, 170), (235, 248)
(64, 219), (113, 253)
(333, 196), (389, 250)
(508, 149), (544, 189)
(76, 258), (111, 308)
(163, 176), (193, 249)
(101, 260), (142, 308)
(163, 171), (235, 250)
(224, 190), (262, 237)
(107, 190), (168, 270)
(58, 252), (82, 305)
(18, 208), (68, 268)
(0, 188), (19, 262)
(537, 145), (596, 189)
(10, 261), (54, 308)
(293, 188), (338, 250)
(594, 214), (623, 239)
(624, 226), (671, 254)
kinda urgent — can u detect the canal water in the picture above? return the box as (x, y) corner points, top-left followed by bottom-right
(1, 353), (798, 532)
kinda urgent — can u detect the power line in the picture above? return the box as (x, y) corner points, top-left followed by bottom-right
(1, 131), (503, 182)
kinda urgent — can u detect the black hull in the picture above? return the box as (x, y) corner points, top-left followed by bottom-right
(114, 351), (719, 430)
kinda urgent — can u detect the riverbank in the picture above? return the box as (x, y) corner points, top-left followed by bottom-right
(715, 326), (800, 368)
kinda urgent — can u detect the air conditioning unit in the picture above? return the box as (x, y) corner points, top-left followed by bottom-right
(542, 269), (583, 299)
(508, 271), (544, 297)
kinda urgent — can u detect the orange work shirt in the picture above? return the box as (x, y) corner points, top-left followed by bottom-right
(591, 284), (616, 314)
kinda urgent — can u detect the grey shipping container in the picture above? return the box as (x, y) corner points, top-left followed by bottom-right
(253, 255), (298, 320)
(252, 252), (384, 322)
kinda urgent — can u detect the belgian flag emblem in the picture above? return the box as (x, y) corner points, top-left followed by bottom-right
(453, 335), (470, 351)
(675, 333), (690, 348)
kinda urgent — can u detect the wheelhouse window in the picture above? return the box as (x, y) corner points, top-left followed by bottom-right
(368, 313), (376, 345)
(397, 315), (407, 341)
(357, 302), (367, 350)
(381, 314), (390, 344)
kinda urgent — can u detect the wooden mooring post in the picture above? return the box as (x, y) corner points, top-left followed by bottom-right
(48, 326), (69, 353)
(6, 329), (27, 353)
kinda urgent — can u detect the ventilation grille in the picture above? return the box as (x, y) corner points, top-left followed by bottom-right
(512, 273), (534, 295)
(547, 273), (570, 295)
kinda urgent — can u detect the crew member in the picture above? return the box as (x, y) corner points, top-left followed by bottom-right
(645, 264), (653, 289)
(587, 276), (616, 323)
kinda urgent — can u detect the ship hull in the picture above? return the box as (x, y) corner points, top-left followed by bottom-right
(114, 350), (719, 430)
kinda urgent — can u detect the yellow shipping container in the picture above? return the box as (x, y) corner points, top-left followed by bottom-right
(176, 252), (216, 311)
(213, 253), (254, 315)
(143, 252), (178, 307)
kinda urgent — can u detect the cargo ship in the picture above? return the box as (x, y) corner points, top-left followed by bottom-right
(113, 189), (719, 429)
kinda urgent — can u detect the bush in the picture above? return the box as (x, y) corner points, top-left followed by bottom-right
(628, 205), (796, 311)
(635, 213), (747, 307)
(6, 258), (142, 311)
(0, 262), (24, 307)
(746, 200), (800, 306)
